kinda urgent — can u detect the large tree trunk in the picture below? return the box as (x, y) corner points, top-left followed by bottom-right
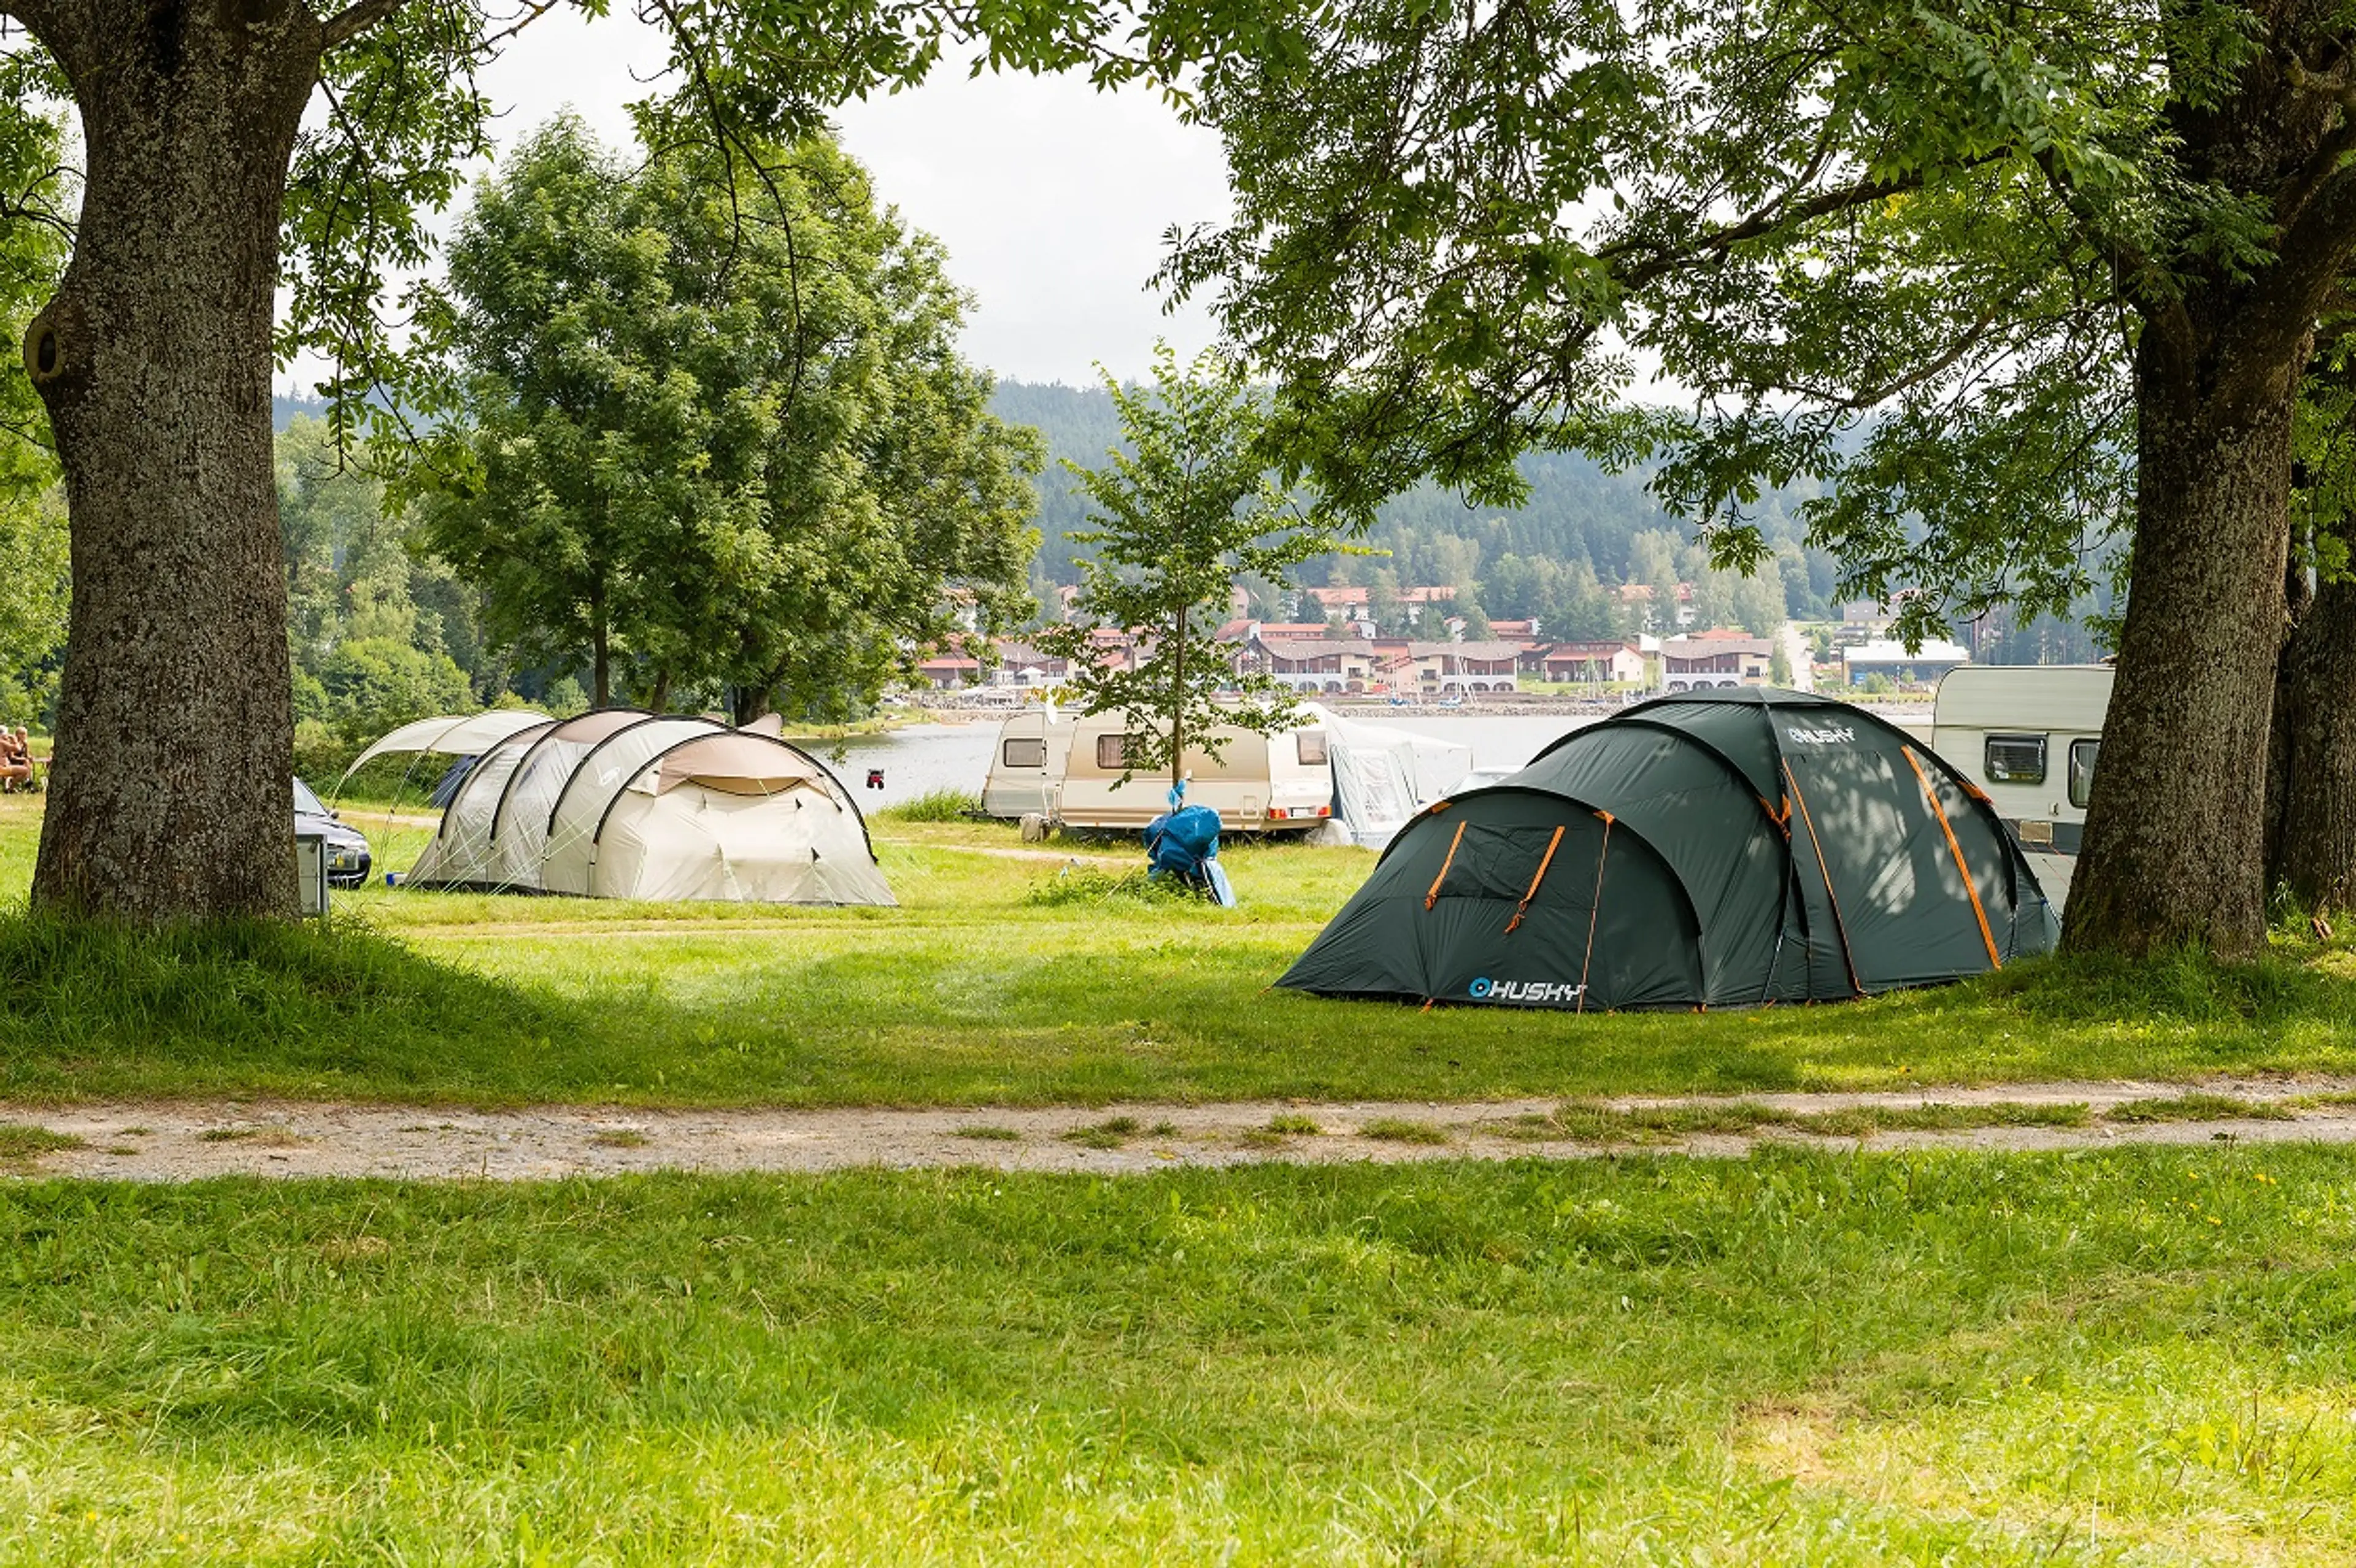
(2065, 337), (2297, 959)
(2268, 574), (2356, 914)
(20, 0), (320, 920)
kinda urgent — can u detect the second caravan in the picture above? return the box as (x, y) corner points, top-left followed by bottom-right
(981, 705), (1471, 842)
(1052, 712), (1338, 834)
(1928, 664), (2111, 907)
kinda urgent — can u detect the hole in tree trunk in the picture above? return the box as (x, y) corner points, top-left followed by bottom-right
(33, 330), (55, 376)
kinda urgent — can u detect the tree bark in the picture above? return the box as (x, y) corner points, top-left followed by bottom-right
(2066, 334), (2298, 959)
(21, 0), (320, 919)
(2260, 539), (2313, 883)
(2268, 574), (2356, 914)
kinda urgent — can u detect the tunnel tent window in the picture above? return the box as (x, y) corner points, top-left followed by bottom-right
(1278, 688), (2057, 1012)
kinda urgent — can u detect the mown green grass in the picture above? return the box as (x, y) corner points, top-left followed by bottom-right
(6, 797), (2356, 1107)
(0, 1147), (2352, 1563)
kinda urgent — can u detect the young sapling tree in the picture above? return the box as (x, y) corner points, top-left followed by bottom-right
(1037, 344), (1345, 798)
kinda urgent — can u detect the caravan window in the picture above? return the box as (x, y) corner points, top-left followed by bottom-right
(2068, 739), (2100, 809)
(1297, 730), (1329, 766)
(1096, 734), (1133, 769)
(1984, 734), (2047, 784)
(1002, 737), (1046, 769)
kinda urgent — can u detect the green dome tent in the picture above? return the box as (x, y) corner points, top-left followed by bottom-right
(1276, 688), (2058, 1010)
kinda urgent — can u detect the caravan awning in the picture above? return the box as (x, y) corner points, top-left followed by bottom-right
(340, 709), (555, 783)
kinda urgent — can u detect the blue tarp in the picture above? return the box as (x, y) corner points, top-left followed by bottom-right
(1145, 801), (1236, 907)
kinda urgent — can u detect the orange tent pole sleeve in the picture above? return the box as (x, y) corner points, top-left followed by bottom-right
(1425, 820), (1468, 910)
(1576, 813), (1614, 1013)
(1503, 825), (1566, 933)
(1782, 760), (1864, 997)
(1904, 746), (2001, 969)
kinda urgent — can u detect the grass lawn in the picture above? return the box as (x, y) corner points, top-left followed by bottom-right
(0, 1146), (2352, 1563)
(0, 796), (2354, 1106)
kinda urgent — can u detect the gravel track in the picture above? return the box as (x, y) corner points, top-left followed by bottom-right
(6, 1075), (2356, 1182)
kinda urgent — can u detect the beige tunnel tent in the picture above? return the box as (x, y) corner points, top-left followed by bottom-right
(373, 710), (893, 905)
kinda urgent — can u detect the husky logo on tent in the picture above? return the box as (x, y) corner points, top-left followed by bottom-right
(1784, 724), (1856, 745)
(1469, 977), (1585, 1004)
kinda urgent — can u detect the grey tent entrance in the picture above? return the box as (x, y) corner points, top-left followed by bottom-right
(1276, 688), (2058, 1011)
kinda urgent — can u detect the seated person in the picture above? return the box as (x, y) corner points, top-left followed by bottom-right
(0, 729), (29, 793)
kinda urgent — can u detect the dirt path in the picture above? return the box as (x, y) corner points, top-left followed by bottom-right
(8, 1076), (2356, 1183)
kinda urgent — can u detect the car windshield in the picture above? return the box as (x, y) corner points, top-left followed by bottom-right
(292, 778), (328, 816)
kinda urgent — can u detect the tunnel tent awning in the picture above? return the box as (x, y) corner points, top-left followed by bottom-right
(338, 709), (555, 784)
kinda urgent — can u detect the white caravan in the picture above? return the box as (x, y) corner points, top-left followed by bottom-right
(1052, 712), (1338, 835)
(980, 709), (1074, 820)
(984, 705), (1471, 840)
(1928, 664), (2112, 907)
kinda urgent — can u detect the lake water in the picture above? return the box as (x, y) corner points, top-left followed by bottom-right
(812, 713), (1596, 813)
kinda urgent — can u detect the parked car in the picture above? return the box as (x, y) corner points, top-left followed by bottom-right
(294, 777), (372, 887)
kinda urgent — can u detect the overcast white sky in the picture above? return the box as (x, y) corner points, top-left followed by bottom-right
(280, 10), (1234, 394)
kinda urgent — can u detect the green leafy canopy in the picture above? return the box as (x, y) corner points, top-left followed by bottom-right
(417, 116), (1040, 720)
(1158, 0), (2312, 646)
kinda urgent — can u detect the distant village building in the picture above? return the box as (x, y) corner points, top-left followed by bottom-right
(915, 653), (982, 689)
(1535, 639), (1652, 685)
(1393, 640), (1523, 694)
(1659, 634), (1773, 691)
(1840, 638), (1969, 687)
(1302, 583), (1460, 628)
(988, 639), (1069, 687)
(1233, 632), (1377, 693)
(1617, 582), (1696, 630)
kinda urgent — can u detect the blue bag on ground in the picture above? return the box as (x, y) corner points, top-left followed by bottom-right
(1145, 803), (1236, 906)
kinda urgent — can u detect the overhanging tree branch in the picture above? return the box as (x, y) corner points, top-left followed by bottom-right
(321, 0), (415, 51)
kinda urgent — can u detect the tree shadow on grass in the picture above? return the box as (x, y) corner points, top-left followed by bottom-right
(0, 910), (594, 1099)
